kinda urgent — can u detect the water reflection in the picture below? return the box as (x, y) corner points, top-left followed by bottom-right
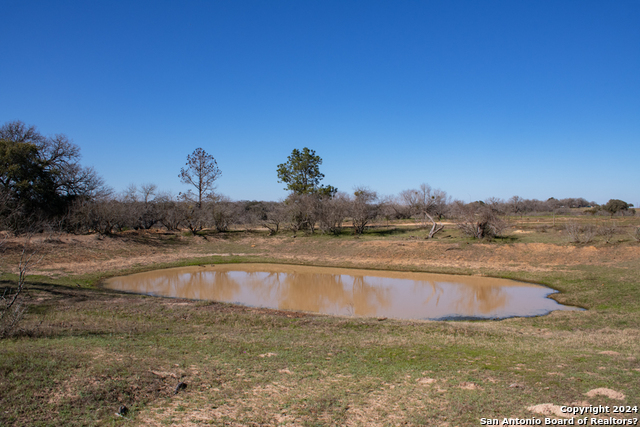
(103, 264), (579, 320)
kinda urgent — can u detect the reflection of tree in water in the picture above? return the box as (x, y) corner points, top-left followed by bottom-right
(231, 271), (393, 316)
(117, 270), (241, 302)
(414, 281), (443, 308)
(445, 283), (508, 315)
(245, 272), (287, 302)
(350, 275), (392, 316)
(110, 266), (512, 318)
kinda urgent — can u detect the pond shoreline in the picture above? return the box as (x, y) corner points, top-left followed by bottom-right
(103, 262), (581, 321)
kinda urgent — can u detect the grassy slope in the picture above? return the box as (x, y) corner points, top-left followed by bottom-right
(1, 217), (639, 426)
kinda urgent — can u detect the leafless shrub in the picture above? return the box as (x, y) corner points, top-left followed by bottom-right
(1, 238), (39, 338)
(69, 198), (128, 235)
(284, 194), (319, 235)
(630, 226), (640, 242)
(565, 222), (580, 243)
(456, 204), (507, 239)
(236, 201), (264, 232)
(597, 224), (618, 244)
(156, 193), (184, 230)
(182, 204), (209, 235)
(401, 184), (450, 225)
(509, 195), (525, 217)
(581, 225), (596, 243)
(399, 184), (448, 238)
(210, 197), (235, 232)
(125, 184), (162, 230)
(317, 193), (350, 235)
(379, 195), (412, 220)
(352, 187), (378, 235)
(262, 202), (288, 236)
(565, 221), (595, 243)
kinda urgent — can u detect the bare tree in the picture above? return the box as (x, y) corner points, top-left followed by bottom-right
(139, 183), (157, 204)
(210, 196), (235, 232)
(400, 184), (448, 238)
(284, 193), (320, 235)
(380, 195), (412, 220)
(457, 203), (507, 239)
(236, 201), (265, 232)
(156, 192), (184, 231)
(509, 196), (524, 217)
(93, 199), (127, 235)
(351, 187), (378, 235)
(317, 192), (350, 235)
(127, 183), (161, 230)
(122, 184), (139, 202)
(179, 148), (221, 208)
(182, 202), (209, 236)
(262, 202), (288, 236)
(485, 197), (506, 215)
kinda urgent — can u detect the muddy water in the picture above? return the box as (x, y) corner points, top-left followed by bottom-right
(103, 263), (579, 320)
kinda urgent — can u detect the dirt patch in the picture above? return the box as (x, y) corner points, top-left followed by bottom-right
(5, 229), (640, 278)
(259, 352), (278, 358)
(585, 388), (626, 400)
(459, 381), (482, 390)
(527, 404), (572, 418)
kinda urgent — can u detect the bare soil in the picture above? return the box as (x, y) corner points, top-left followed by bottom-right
(2, 229), (639, 277)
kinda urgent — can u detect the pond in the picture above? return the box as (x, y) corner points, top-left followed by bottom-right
(103, 263), (580, 320)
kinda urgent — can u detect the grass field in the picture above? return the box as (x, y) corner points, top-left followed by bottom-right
(1, 216), (639, 426)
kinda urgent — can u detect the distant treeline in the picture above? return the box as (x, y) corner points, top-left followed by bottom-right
(56, 188), (634, 238)
(1, 121), (635, 238)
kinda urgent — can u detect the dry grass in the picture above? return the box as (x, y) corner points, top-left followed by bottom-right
(1, 217), (640, 426)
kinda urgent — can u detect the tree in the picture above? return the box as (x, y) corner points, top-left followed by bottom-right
(277, 147), (336, 196)
(156, 192), (185, 231)
(261, 201), (288, 236)
(283, 193), (320, 235)
(603, 199), (630, 218)
(0, 121), (107, 232)
(317, 192), (350, 235)
(179, 148), (221, 208)
(211, 195), (235, 232)
(139, 183), (157, 204)
(351, 187), (378, 235)
(400, 184), (448, 238)
(509, 195), (524, 217)
(456, 202), (507, 240)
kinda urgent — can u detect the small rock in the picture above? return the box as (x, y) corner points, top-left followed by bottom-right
(116, 405), (128, 416)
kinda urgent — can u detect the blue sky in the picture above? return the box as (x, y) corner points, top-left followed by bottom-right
(2, 0), (639, 204)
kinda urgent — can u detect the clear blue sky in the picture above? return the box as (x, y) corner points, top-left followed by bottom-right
(2, 0), (639, 204)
